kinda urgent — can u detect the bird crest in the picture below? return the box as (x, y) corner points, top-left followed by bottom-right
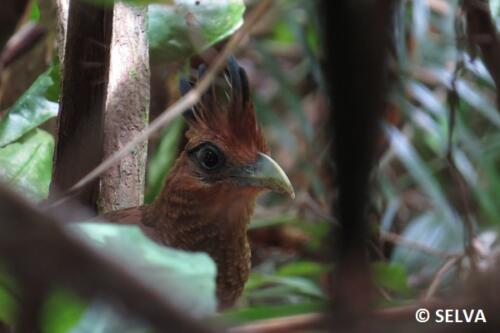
(179, 57), (268, 161)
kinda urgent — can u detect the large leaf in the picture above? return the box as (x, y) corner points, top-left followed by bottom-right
(149, 0), (245, 64)
(0, 129), (54, 201)
(42, 295), (148, 333)
(391, 212), (463, 281)
(67, 301), (149, 333)
(41, 291), (86, 333)
(0, 65), (59, 147)
(71, 222), (217, 318)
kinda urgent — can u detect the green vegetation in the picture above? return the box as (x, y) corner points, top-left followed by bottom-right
(1, 0), (499, 331)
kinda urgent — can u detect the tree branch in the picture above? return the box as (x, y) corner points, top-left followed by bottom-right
(49, 0), (113, 216)
(0, 183), (212, 333)
(48, 0), (273, 209)
(0, 0), (56, 110)
(0, 23), (45, 70)
(0, 0), (30, 52)
(317, 0), (395, 328)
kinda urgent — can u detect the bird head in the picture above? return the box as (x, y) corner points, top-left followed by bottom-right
(177, 57), (294, 200)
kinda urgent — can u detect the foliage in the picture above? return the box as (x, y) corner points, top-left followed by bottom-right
(41, 291), (86, 333)
(83, 0), (246, 63)
(73, 222), (217, 318)
(0, 268), (17, 325)
(148, 0), (245, 64)
(0, 129), (54, 201)
(0, 65), (59, 147)
(1, 223), (218, 332)
(2, 0), (500, 330)
(0, 65), (59, 201)
(381, 0), (500, 277)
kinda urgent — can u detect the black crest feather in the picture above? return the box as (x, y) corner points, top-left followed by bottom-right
(179, 56), (252, 125)
(178, 56), (267, 154)
(179, 77), (194, 120)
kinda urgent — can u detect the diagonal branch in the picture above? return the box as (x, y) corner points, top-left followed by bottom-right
(0, 0), (30, 52)
(0, 22), (45, 70)
(48, 0), (273, 209)
(0, 183), (212, 333)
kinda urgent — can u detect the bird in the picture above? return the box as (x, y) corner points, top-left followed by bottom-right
(101, 57), (295, 309)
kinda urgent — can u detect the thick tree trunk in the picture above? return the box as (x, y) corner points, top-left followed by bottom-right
(49, 0), (113, 215)
(98, 2), (149, 213)
(317, 0), (394, 329)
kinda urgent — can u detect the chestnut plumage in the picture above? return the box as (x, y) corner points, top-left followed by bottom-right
(102, 57), (294, 309)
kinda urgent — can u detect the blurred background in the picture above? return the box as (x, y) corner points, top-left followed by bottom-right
(1, 0), (500, 331)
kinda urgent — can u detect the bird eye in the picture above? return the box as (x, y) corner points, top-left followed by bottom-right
(195, 144), (224, 171)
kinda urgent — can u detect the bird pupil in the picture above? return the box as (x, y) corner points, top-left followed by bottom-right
(203, 148), (218, 168)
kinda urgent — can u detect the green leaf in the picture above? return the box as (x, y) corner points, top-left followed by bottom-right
(384, 125), (457, 224)
(391, 212), (463, 280)
(0, 264), (18, 325)
(68, 301), (150, 333)
(490, 0), (500, 18)
(0, 288), (16, 325)
(215, 302), (325, 325)
(0, 65), (60, 147)
(71, 222), (217, 318)
(371, 262), (410, 294)
(244, 273), (324, 299)
(277, 261), (326, 278)
(145, 117), (184, 203)
(41, 291), (86, 333)
(0, 129), (54, 201)
(30, 0), (41, 22)
(455, 79), (500, 129)
(148, 0), (245, 64)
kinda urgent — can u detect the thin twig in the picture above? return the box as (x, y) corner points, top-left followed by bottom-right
(424, 254), (463, 300)
(48, 0), (273, 209)
(0, 22), (45, 69)
(446, 56), (478, 267)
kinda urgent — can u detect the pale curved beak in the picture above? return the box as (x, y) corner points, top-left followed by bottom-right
(234, 153), (295, 199)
